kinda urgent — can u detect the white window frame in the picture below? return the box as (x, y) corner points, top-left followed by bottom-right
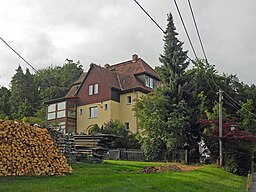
(47, 112), (56, 120)
(94, 84), (98, 94)
(89, 106), (98, 118)
(57, 101), (66, 111)
(145, 76), (154, 89)
(89, 85), (93, 95)
(145, 76), (149, 87)
(57, 110), (66, 118)
(149, 77), (154, 89)
(48, 104), (56, 113)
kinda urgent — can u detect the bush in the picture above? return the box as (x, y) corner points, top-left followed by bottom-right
(142, 137), (167, 161)
(91, 120), (141, 149)
(224, 143), (252, 176)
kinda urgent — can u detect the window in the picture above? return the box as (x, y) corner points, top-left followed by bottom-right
(57, 102), (66, 110)
(127, 96), (132, 104)
(105, 104), (108, 111)
(89, 107), (98, 118)
(47, 113), (56, 120)
(89, 85), (93, 95)
(48, 104), (56, 113)
(149, 78), (154, 89)
(145, 76), (149, 87)
(57, 110), (65, 118)
(67, 110), (76, 118)
(145, 76), (154, 89)
(89, 83), (99, 95)
(125, 122), (130, 131)
(94, 84), (98, 94)
(80, 109), (83, 115)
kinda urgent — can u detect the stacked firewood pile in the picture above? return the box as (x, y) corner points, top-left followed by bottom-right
(0, 120), (72, 176)
(47, 128), (76, 163)
(73, 134), (117, 163)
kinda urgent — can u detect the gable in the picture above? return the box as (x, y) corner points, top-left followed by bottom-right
(76, 66), (113, 106)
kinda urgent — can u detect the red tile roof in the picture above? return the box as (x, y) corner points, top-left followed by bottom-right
(93, 64), (120, 89)
(107, 58), (159, 79)
(65, 73), (86, 98)
(69, 54), (159, 96)
(89, 55), (158, 93)
(73, 73), (86, 85)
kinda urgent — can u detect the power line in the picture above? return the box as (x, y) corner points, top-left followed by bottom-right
(223, 92), (243, 110)
(0, 37), (39, 73)
(0, 36), (57, 88)
(133, 1), (249, 115)
(187, 0), (208, 63)
(173, 0), (198, 59)
(133, 0), (165, 34)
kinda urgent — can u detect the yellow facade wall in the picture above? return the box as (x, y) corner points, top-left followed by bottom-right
(76, 91), (146, 134)
(119, 91), (145, 133)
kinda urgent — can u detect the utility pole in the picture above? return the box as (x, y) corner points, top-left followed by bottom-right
(218, 89), (223, 166)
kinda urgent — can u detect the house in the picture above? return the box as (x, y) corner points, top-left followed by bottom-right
(45, 54), (160, 134)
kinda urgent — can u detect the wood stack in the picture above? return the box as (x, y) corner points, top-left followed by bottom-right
(73, 134), (117, 163)
(0, 120), (72, 176)
(47, 128), (76, 163)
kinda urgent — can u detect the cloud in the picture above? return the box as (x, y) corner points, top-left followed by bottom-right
(1, 0), (256, 88)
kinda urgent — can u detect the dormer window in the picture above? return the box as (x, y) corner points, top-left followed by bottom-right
(145, 76), (154, 89)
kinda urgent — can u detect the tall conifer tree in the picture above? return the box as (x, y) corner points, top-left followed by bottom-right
(134, 13), (200, 161)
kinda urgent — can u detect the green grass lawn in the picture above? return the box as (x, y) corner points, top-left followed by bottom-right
(0, 160), (246, 192)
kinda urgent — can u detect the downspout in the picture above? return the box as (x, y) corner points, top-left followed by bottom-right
(133, 90), (139, 133)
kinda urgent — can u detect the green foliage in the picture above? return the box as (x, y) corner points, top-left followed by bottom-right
(2, 60), (83, 122)
(10, 66), (35, 119)
(22, 116), (46, 126)
(141, 137), (167, 161)
(91, 120), (140, 149)
(35, 60), (83, 102)
(134, 13), (201, 161)
(0, 86), (11, 118)
(134, 93), (169, 160)
(237, 99), (256, 132)
(223, 141), (252, 176)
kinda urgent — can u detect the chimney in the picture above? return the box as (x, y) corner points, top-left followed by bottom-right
(132, 54), (138, 63)
(104, 64), (110, 68)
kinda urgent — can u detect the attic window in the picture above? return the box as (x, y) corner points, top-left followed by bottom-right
(89, 84), (99, 95)
(145, 76), (154, 89)
(89, 85), (93, 95)
(94, 84), (98, 94)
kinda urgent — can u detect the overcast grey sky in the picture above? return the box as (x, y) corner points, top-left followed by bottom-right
(1, 0), (256, 88)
